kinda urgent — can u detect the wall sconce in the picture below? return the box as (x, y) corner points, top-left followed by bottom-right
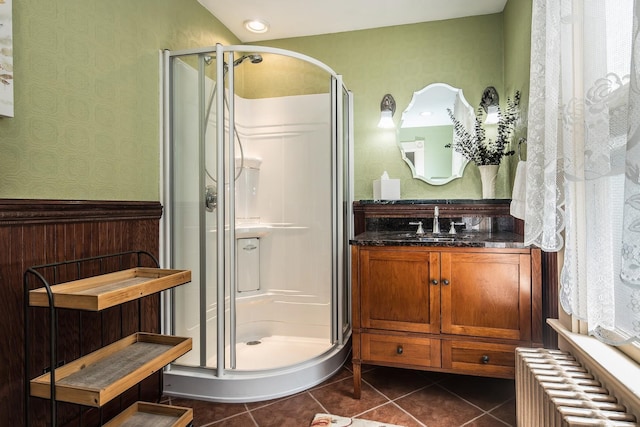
(377, 94), (396, 128)
(480, 86), (499, 124)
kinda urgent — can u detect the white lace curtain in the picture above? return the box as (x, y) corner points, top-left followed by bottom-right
(525, 0), (640, 344)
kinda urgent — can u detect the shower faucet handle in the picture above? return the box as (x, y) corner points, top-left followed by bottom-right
(205, 185), (217, 212)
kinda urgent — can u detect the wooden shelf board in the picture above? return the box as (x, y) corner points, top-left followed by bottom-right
(29, 268), (191, 310)
(30, 333), (192, 407)
(103, 402), (193, 427)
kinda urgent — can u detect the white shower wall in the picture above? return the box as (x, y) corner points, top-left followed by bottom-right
(233, 93), (332, 300)
(225, 94), (333, 339)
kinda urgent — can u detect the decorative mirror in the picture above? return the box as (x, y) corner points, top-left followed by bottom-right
(398, 83), (474, 185)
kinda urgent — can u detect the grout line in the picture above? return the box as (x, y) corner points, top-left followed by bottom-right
(360, 376), (396, 402)
(311, 374), (355, 392)
(390, 400), (427, 427)
(356, 376), (429, 426)
(460, 412), (511, 427)
(353, 401), (392, 419)
(242, 389), (307, 411)
(207, 410), (254, 426)
(388, 384), (433, 402)
(435, 383), (515, 427)
(246, 409), (261, 427)
(308, 390), (330, 414)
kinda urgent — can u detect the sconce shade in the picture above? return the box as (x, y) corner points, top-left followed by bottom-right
(378, 110), (395, 128)
(480, 86), (499, 124)
(378, 94), (396, 128)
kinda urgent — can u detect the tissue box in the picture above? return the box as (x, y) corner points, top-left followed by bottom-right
(373, 179), (400, 200)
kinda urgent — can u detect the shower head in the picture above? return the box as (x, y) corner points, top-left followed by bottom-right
(202, 54), (262, 68)
(232, 54), (263, 67)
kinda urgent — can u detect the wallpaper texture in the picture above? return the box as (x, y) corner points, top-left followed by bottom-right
(0, 0), (531, 201)
(0, 0), (238, 200)
(257, 13), (530, 200)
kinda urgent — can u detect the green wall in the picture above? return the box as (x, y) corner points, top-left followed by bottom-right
(0, 1), (532, 202)
(504, 0), (533, 178)
(256, 14), (526, 200)
(0, 0), (239, 200)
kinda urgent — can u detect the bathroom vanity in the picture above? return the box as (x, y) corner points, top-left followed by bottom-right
(350, 200), (543, 398)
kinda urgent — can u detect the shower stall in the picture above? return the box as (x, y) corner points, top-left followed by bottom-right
(160, 44), (353, 402)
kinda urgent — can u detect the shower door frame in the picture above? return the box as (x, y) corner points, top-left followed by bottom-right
(160, 44), (353, 381)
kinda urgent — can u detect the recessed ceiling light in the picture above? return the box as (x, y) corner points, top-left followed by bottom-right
(244, 19), (269, 34)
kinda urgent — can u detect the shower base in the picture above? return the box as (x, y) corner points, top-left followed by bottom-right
(215, 335), (333, 371)
(163, 335), (351, 403)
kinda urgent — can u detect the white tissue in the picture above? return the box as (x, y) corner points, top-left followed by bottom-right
(373, 171), (400, 200)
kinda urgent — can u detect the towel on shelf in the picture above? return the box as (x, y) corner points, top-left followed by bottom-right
(510, 160), (526, 220)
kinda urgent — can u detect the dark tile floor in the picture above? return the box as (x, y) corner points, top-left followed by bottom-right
(161, 362), (516, 427)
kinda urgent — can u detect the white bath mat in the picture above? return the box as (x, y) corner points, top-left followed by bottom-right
(310, 413), (405, 427)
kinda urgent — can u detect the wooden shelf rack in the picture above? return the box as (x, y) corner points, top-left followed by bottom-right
(29, 267), (191, 311)
(24, 251), (193, 427)
(103, 402), (193, 427)
(30, 333), (191, 407)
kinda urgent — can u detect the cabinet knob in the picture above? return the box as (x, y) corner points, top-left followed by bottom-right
(431, 279), (438, 285)
(442, 279), (449, 285)
(481, 355), (490, 364)
(397, 345), (403, 355)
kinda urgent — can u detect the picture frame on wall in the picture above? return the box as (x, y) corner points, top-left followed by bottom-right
(0, 0), (14, 117)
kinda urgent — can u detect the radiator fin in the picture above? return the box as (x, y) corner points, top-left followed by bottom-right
(516, 347), (637, 426)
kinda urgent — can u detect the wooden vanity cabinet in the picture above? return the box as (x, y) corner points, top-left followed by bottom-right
(351, 245), (542, 398)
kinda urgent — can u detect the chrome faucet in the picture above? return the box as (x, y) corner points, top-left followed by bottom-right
(409, 221), (425, 235)
(432, 206), (440, 234)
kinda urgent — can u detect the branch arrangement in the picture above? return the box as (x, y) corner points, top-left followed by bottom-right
(446, 91), (521, 166)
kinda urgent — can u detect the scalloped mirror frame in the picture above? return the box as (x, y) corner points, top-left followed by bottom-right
(398, 83), (473, 185)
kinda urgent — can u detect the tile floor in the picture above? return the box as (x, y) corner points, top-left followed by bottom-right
(161, 362), (516, 427)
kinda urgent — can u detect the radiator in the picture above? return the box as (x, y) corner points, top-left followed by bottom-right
(515, 348), (638, 426)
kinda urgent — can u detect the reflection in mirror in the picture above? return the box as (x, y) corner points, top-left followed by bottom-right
(398, 83), (474, 185)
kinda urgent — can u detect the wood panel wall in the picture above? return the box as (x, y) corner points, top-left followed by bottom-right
(0, 199), (163, 426)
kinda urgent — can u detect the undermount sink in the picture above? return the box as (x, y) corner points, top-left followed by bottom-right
(416, 236), (455, 242)
(388, 232), (475, 242)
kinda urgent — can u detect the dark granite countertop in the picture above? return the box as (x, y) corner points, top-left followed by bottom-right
(356, 199), (512, 205)
(350, 230), (528, 249)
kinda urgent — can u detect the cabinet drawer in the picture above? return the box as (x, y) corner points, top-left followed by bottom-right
(362, 333), (441, 368)
(441, 340), (516, 379)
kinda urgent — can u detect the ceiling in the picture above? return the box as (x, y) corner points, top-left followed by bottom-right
(199, 0), (509, 43)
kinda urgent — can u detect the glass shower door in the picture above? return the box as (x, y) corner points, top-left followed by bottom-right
(167, 51), (220, 370)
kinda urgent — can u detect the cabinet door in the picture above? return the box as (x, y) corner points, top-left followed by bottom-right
(440, 252), (531, 341)
(360, 248), (440, 334)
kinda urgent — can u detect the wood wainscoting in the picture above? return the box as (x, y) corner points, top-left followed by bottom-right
(0, 199), (163, 426)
